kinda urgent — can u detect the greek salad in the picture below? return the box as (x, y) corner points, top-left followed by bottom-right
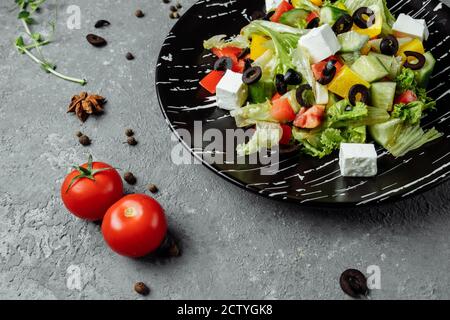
(198, 0), (441, 177)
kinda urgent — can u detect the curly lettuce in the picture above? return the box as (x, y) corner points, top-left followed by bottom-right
(395, 68), (436, 109)
(237, 122), (282, 156)
(326, 100), (390, 128)
(203, 34), (249, 50)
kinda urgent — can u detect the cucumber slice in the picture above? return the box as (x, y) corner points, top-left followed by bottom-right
(279, 9), (309, 28)
(368, 52), (401, 79)
(248, 80), (275, 104)
(338, 31), (369, 53)
(414, 52), (436, 88)
(351, 55), (389, 83)
(370, 82), (396, 111)
(340, 52), (361, 66)
(320, 6), (347, 26)
(369, 118), (403, 147)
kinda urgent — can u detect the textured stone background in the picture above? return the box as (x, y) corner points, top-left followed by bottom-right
(0, 0), (449, 300)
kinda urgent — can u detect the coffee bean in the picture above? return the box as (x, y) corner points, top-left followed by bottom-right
(340, 269), (369, 298)
(126, 52), (134, 60)
(94, 20), (110, 28)
(86, 34), (107, 47)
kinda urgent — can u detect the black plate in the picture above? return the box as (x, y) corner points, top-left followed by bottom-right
(156, 0), (450, 207)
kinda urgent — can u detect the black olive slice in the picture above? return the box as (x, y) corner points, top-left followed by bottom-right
(306, 17), (320, 29)
(352, 7), (376, 29)
(296, 84), (315, 108)
(332, 14), (353, 34)
(317, 61), (337, 85)
(284, 68), (302, 85)
(86, 34), (107, 47)
(275, 74), (288, 94)
(380, 35), (399, 56)
(348, 84), (370, 106)
(242, 66), (262, 85)
(237, 47), (250, 60)
(243, 58), (254, 72)
(214, 57), (233, 71)
(403, 51), (426, 70)
(263, 10), (275, 21)
(340, 269), (369, 298)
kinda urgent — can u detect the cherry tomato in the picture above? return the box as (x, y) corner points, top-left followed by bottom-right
(61, 155), (123, 221)
(271, 92), (283, 102)
(271, 1), (294, 23)
(271, 98), (296, 122)
(101, 194), (168, 258)
(306, 11), (320, 24)
(294, 105), (325, 129)
(280, 124), (293, 145)
(199, 70), (225, 94)
(394, 90), (418, 104)
(312, 56), (343, 81)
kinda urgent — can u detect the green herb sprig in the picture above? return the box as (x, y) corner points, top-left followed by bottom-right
(14, 0), (87, 85)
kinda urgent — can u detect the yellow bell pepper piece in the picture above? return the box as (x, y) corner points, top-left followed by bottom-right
(250, 34), (269, 61)
(352, 5), (382, 39)
(397, 38), (425, 62)
(328, 66), (371, 98)
(292, 0), (323, 7)
(336, 3), (348, 11)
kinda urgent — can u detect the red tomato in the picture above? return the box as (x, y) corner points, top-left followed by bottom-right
(199, 70), (225, 94)
(312, 56), (343, 81)
(395, 90), (418, 104)
(270, 0), (294, 23)
(271, 92), (283, 102)
(61, 156), (123, 221)
(271, 98), (296, 122)
(102, 194), (168, 258)
(212, 47), (245, 73)
(306, 11), (320, 24)
(280, 124), (292, 145)
(293, 105), (325, 129)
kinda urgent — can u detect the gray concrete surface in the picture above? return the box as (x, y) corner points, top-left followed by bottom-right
(0, 0), (449, 300)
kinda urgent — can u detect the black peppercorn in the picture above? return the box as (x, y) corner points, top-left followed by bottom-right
(75, 131), (83, 137)
(148, 184), (158, 193)
(176, 3), (182, 9)
(124, 172), (137, 185)
(125, 128), (134, 137)
(170, 5), (177, 12)
(134, 282), (150, 296)
(126, 52), (134, 60)
(127, 136), (138, 146)
(78, 135), (91, 146)
(135, 9), (144, 18)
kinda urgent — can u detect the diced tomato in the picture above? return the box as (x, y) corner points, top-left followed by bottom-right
(270, 1), (294, 23)
(271, 98), (296, 123)
(199, 70), (225, 94)
(212, 47), (246, 73)
(306, 11), (320, 24)
(394, 90), (418, 104)
(312, 56), (343, 81)
(280, 124), (292, 145)
(293, 105), (325, 129)
(211, 47), (242, 59)
(271, 92), (283, 102)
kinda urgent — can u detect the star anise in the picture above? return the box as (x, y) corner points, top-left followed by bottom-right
(67, 92), (106, 122)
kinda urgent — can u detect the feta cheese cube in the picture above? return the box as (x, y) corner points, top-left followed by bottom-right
(216, 70), (248, 111)
(339, 143), (378, 177)
(315, 82), (329, 105)
(298, 24), (341, 63)
(392, 14), (429, 41)
(265, 0), (283, 11)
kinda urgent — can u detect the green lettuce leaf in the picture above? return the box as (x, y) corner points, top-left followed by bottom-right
(386, 124), (443, 157)
(242, 20), (304, 75)
(203, 34), (249, 50)
(391, 102), (423, 125)
(230, 101), (276, 128)
(236, 122), (282, 156)
(395, 68), (436, 109)
(293, 127), (344, 158)
(326, 99), (390, 128)
(341, 126), (367, 143)
(292, 0), (320, 11)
